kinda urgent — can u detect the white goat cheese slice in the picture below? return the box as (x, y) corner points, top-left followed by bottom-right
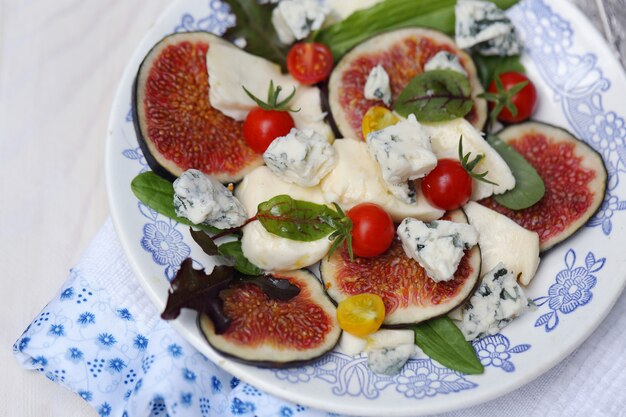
(206, 40), (332, 140)
(326, 0), (384, 23)
(235, 166), (332, 271)
(458, 263), (530, 341)
(364, 65), (392, 106)
(455, 0), (522, 56)
(367, 344), (415, 376)
(320, 138), (444, 222)
(424, 51), (467, 75)
(271, 0), (329, 44)
(397, 218), (479, 282)
(263, 128), (337, 187)
(173, 169), (247, 229)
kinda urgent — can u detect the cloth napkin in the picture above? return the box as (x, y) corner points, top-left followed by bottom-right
(13, 219), (626, 417)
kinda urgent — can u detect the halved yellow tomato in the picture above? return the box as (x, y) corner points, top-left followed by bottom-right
(361, 106), (399, 140)
(336, 293), (385, 337)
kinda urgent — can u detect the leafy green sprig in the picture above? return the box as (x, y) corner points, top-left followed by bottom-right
(242, 80), (299, 112)
(458, 136), (499, 186)
(479, 77), (529, 127)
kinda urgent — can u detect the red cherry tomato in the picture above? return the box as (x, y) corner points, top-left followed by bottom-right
(346, 203), (395, 258)
(243, 108), (295, 153)
(286, 42), (334, 85)
(488, 71), (537, 123)
(421, 159), (473, 210)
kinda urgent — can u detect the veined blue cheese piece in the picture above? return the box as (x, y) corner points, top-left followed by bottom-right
(397, 218), (479, 282)
(271, 0), (329, 44)
(366, 114), (437, 203)
(364, 65), (392, 106)
(173, 169), (247, 228)
(263, 128), (337, 187)
(367, 344), (415, 376)
(455, 0), (522, 56)
(458, 263), (531, 341)
(424, 51), (467, 76)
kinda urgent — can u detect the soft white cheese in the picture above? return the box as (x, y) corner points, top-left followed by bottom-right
(424, 118), (515, 200)
(364, 65), (392, 106)
(367, 344), (415, 376)
(397, 218), (479, 282)
(457, 263), (530, 341)
(271, 0), (329, 44)
(424, 51), (467, 75)
(234, 166), (332, 271)
(464, 202), (540, 285)
(326, 0), (384, 23)
(263, 128), (337, 187)
(206, 39), (332, 140)
(320, 138), (444, 222)
(366, 114), (437, 185)
(455, 0), (522, 56)
(173, 169), (247, 228)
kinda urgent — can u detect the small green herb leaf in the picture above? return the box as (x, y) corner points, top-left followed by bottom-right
(487, 135), (546, 210)
(222, 0), (289, 69)
(479, 78), (529, 127)
(243, 80), (299, 112)
(131, 172), (219, 233)
(394, 70), (473, 122)
(412, 317), (484, 375)
(458, 136), (499, 186)
(218, 241), (264, 276)
(472, 54), (526, 88)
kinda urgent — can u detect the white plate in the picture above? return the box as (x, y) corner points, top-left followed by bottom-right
(105, 0), (626, 415)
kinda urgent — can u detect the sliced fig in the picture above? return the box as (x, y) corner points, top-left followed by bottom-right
(328, 28), (487, 140)
(199, 270), (341, 367)
(133, 32), (263, 183)
(321, 210), (481, 326)
(480, 122), (608, 252)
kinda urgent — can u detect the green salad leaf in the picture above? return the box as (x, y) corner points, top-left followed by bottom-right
(472, 54), (526, 88)
(222, 0), (290, 70)
(131, 172), (219, 233)
(394, 70), (473, 121)
(217, 241), (264, 276)
(313, 0), (520, 61)
(487, 135), (546, 210)
(413, 317), (484, 375)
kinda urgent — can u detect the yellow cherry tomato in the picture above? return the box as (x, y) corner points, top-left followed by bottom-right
(336, 293), (386, 337)
(361, 106), (399, 140)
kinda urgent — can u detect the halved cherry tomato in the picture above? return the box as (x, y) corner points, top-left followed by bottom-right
(337, 293), (386, 337)
(361, 106), (399, 140)
(243, 108), (295, 153)
(421, 159), (473, 210)
(346, 203), (395, 258)
(488, 71), (537, 123)
(286, 42), (334, 85)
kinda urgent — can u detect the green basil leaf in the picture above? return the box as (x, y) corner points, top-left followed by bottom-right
(131, 172), (219, 233)
(257, 195), (340, 241)
(394, 70), (473, 122)
(222, 0), (289, 70)
(472, 54), (526, 88)
(218, 241), (264, 276)
(413, 317), (484, 375)
(313, 0), (520, 61)
(487, 135), (546, 210)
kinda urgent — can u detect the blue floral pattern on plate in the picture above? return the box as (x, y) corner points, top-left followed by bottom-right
(533, 249), (605, 332)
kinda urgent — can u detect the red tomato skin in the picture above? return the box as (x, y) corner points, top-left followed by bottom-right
(287, 42), (334, 85)
(243, 108), (295, 153)
(421, 159), (473, 211)
(346, 203), (395, 258)
(488, 71), (538, 123)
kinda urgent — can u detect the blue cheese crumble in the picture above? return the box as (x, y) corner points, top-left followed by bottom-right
(173, 169), (248, 229)
(367, 344), (415, 376)
(271, 0), (329, 44)
(366, 114), (437, 203)
(397, 218), (479, 282)
(424, 51), (467, 76)
(364, 65), (392, 106)
(263, 128), (337, 187)
(458, 263), (531, 341)
(455, 0), (522, 56)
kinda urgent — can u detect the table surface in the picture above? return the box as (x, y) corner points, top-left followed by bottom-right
(0, 1), (623, 416)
